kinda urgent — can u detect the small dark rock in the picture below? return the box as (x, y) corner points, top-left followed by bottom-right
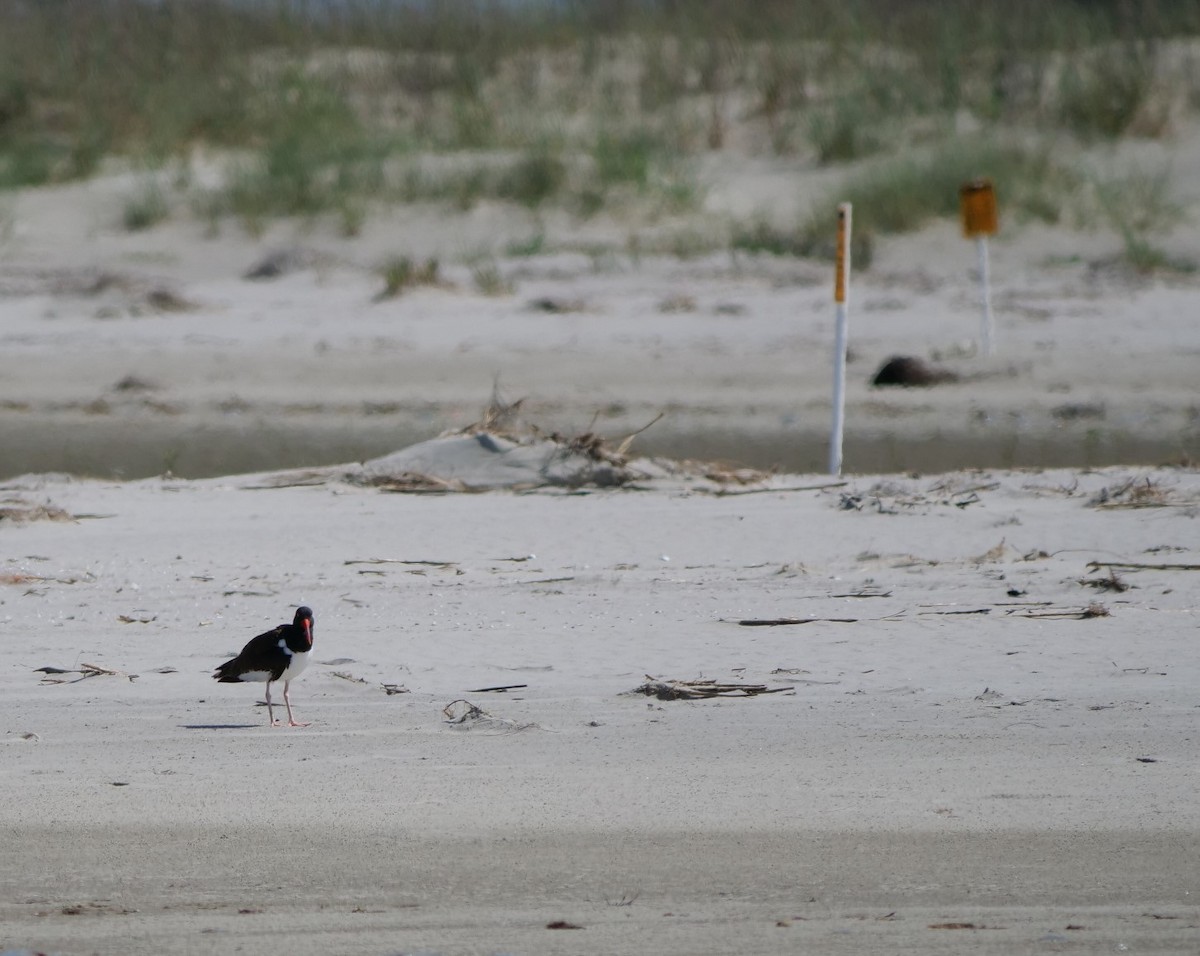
(871, 355), (959, 388)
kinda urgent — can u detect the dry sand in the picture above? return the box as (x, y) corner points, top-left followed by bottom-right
(1, 128), (1199, 955)
(1, 465), (1198, 954)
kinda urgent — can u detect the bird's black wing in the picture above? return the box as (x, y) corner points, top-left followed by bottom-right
(213, 624), (288, 681)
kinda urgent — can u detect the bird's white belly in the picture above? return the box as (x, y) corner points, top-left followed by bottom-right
(279, 648), (310, 682)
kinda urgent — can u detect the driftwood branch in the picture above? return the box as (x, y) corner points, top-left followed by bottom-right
(1010, 603), (1110, 620)
(468, 683), (528, 693)
(35, 662), (137, 683)
(737, 617), (858, 626)
(344, 558), (459, 567)
(1087, 561), (1200, 572)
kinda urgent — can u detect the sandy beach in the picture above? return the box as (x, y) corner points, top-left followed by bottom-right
(2, 463), (1198, 954)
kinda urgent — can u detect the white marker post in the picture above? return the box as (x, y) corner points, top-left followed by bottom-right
(828, 202), (851, 476)
(959, 179), (998, 357)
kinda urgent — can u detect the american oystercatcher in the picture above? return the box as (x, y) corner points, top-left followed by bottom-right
(214, 606), (314, 727)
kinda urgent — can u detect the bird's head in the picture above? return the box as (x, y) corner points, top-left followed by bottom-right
(294, 606), (314, 647)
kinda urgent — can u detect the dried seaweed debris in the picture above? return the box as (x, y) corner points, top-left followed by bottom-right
(631, 677), (793, 700)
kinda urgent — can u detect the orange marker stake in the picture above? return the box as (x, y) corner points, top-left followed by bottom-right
(960, 179), (998, 356)
(829, 203), (851, 476)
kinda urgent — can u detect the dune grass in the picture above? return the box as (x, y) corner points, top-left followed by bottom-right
(0, 0), (1196, 241)
(122, 178), (171, 232)
(823, 138), (1076, 237)
(736, 136), (1077, 268)
(376, 255), (442, 300)
(1092, 164), (1195, 273)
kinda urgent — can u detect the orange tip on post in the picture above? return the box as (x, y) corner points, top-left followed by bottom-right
(960, 178), (998, 238)
(834, 203), (851, 304)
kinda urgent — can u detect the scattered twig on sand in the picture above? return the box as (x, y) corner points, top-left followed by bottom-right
(1010, 603), (1111, 620)
(1087, 560), (1200, 572)
(631, 677), (793, 700)
(468, 683), (528, 693)
(441, 698), (537, 732)
(346, 557), (463, 576)
(1089, 477), (1176, 509)
(381, 683), (409, 696)
(331, 671), (367, 684)
(704, 480), (847, 497)
(831, 587), (892, 598)
(117, 614), (157, 624)
(736, 617), (858, 626)
(35, 663), (137, 683)
(0, 571), (45, 585)
(345, 557), (459, 568)
(614, 411), (665, 458)
(1022, 478), (1079, 497)
(1079, 568), (1131, 592)
(443, 699), (485, 723)
(928, 479), (1001, 496)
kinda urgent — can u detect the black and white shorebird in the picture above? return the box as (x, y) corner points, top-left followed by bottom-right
(214, 606), (314, 727)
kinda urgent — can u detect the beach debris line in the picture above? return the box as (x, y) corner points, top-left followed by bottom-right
(35, 662), (137, 683)
(630, 677), (793, 700)
(1088, 476), (1185, 509)
(0, 501), (75, 523)
(344, 392), (785, 493)
(837, 476), (994, 513)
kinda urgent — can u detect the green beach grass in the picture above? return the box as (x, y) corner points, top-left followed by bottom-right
(0, 1), (1196, 266)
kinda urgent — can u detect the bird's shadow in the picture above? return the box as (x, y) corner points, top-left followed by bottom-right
(180, 723), (261, 730)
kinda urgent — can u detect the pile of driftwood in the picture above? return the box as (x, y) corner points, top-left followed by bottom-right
(632, 677), (792, 700)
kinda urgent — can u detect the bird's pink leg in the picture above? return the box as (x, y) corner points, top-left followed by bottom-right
(265, 681), (284, 727)
(282, 681), (309, 728)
